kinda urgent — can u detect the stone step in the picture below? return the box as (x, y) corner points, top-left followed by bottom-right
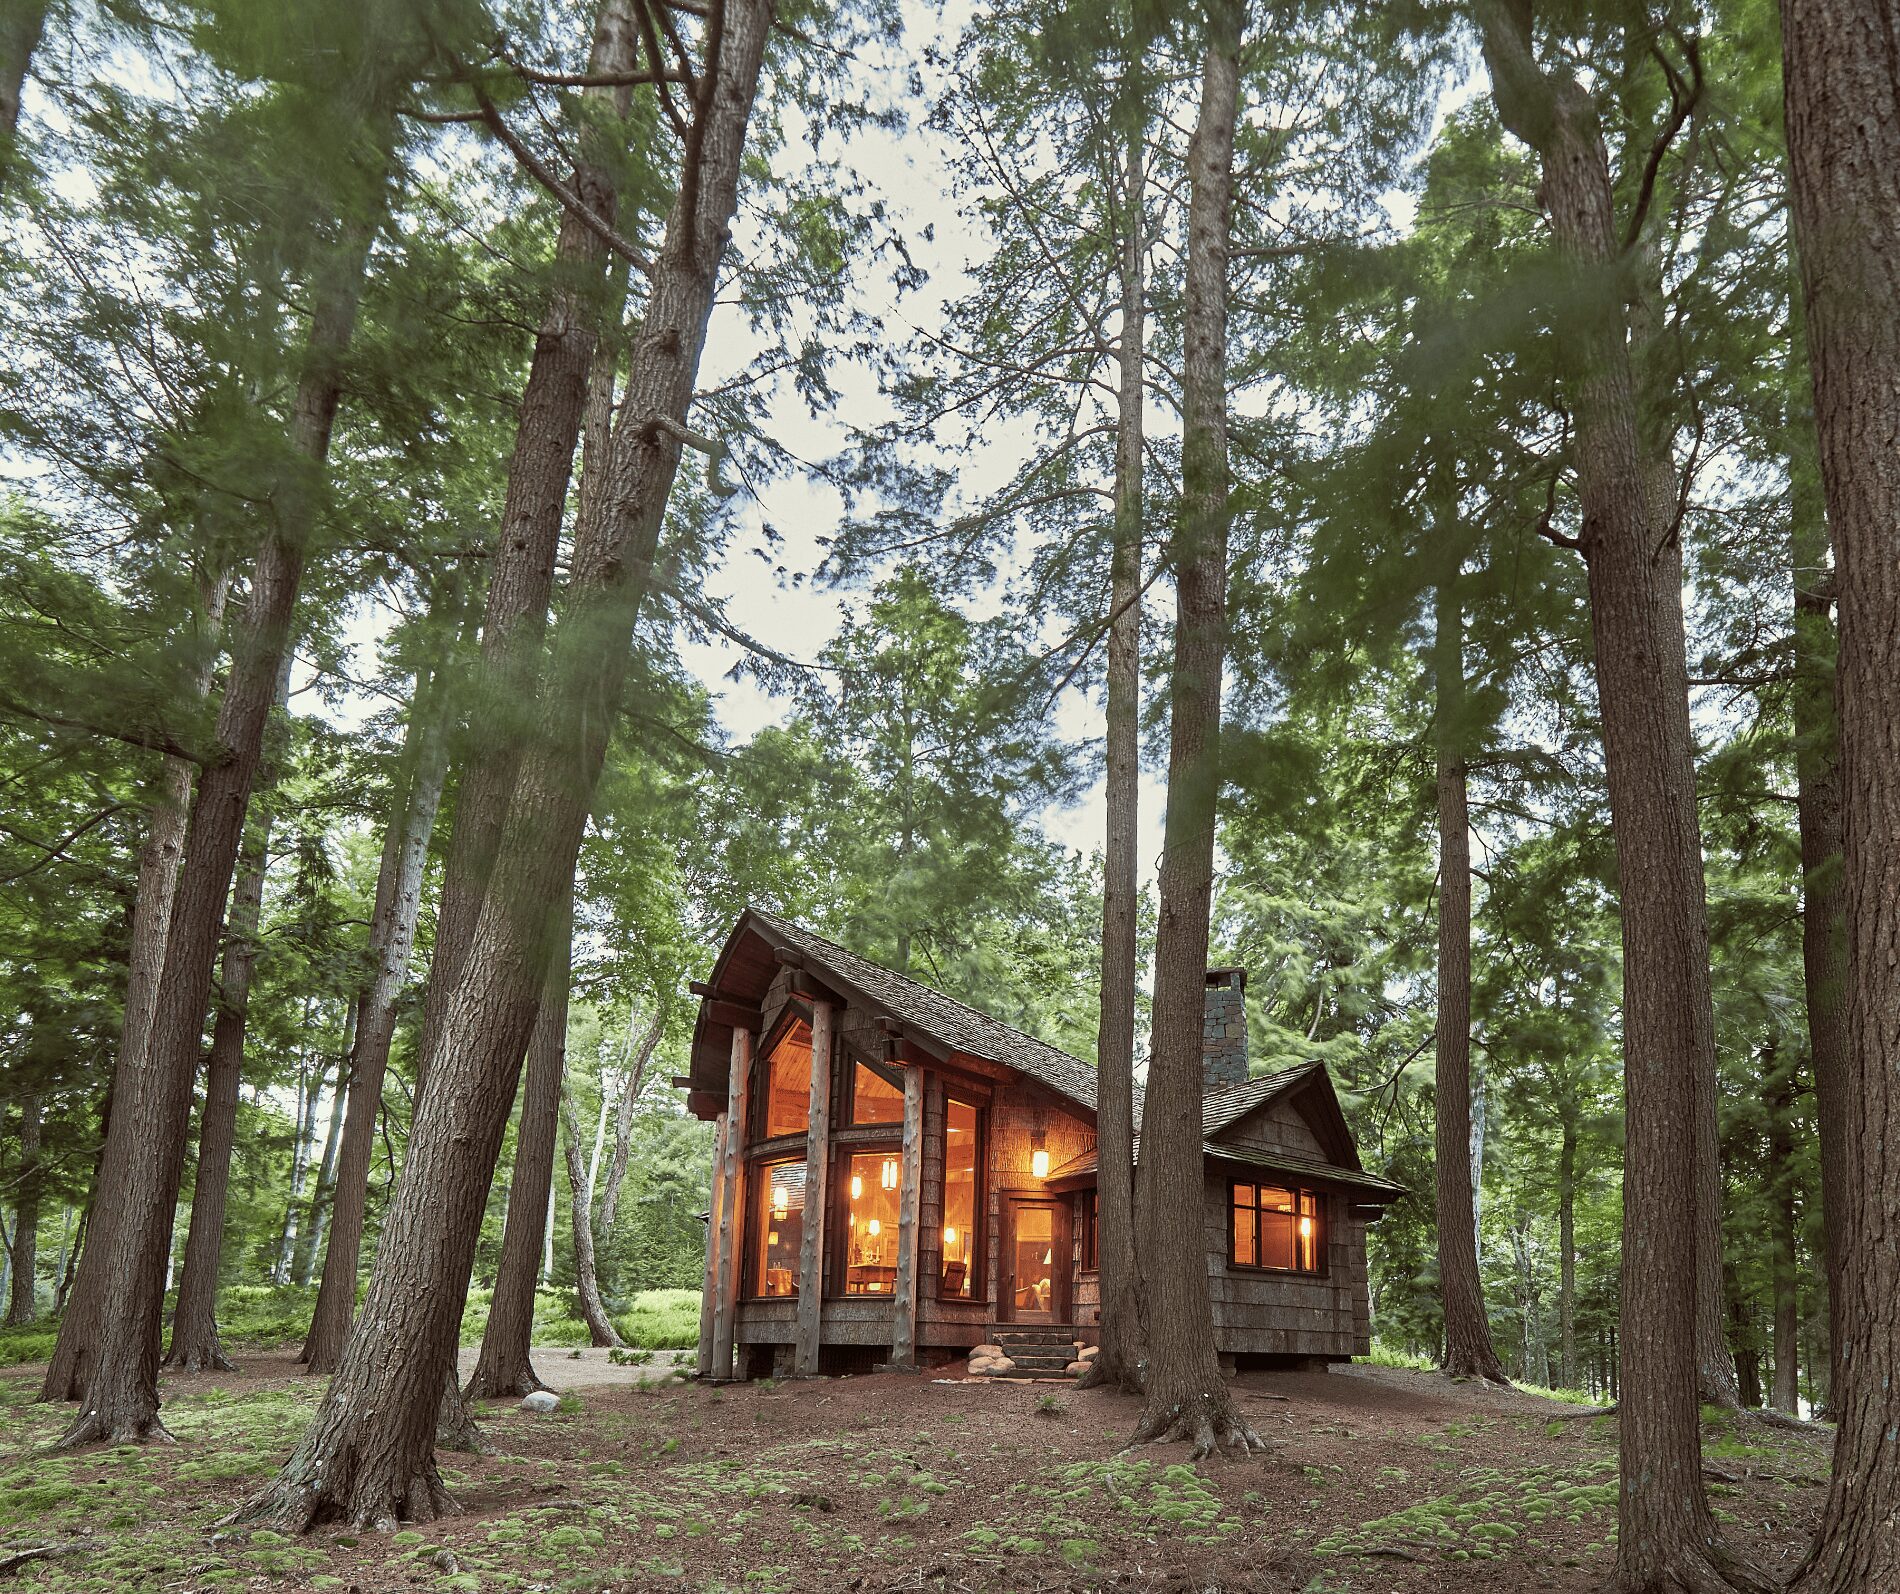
(1000, 1353), (1074, 1370)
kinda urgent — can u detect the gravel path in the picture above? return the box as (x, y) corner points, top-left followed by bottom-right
(454, 1344), (693, 1389)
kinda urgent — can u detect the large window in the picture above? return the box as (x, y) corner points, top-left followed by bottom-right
(1229, 1183), (1321, 1273)
(760, 1017), (812, 1138)
(840, 1149), (902, 1294)
(849, 1059), (904, 1125)
(752, 1159), (806, 1297)
(939, 1096), (981, 1298)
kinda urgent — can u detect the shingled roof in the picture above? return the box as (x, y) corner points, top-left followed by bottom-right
(730, 909), (1105, 1111)
(1200, 1061), (1327, 1136)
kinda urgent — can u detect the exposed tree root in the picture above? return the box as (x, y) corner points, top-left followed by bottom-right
(1075, 1356), (1142, 1395)
(1737, 1405), (1824, 1434)
(232, 1463), (460, 1535)
(1612, 1541), (1773, 1594)
(461, 1362), (547, 1402)
(1553, 1401), (1619, 1420)
(164, 1341), (237, 1375)
(1125, 1392), (1269, 1462)
(435, 1379), (486, 1455)
(52, 1407), (176, 1450)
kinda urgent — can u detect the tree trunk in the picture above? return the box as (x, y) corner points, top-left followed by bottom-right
(1433, 570), (1509, 1385)
(1726, 1266), (1763, 1410)
(303, 666), (451, 1373)
(294, 1003), (355, 1286)
(1558, 1116), (1577, 1389)
(274, 1039), (327, 1284)
(560, 1082), (622, 1349)
(1764, 1050), (1801, 1414)
(596, 1008), (662, 1234)
(54, 166), (385, 1446)
(234, 0), (774, 1531)
(1783, 296), (1848, 1394)
(5, 1092), (40, 1326)
(1128, 0), (1257, 1461)
(40, 571), (229, 1402)
(1781, 3), (1900, 1586)
(0, 0), (45, 187)
(1477, 7), (1750, 1588)
(409, 0), (641, 1087)
(1085, 120), (1147, 1400)
(167, 656), (295, 1371)
(466, 892), (574, 1397)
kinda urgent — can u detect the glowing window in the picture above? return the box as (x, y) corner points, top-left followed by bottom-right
(1229, 1183), (1321, 1273)
(752, 1158), (805, 1296)
(841, 1148), (902, 1295)
(760, 1018), (812, 1138)
(850, 1060), (904, 1125)
(940, 1097), (980, 1298)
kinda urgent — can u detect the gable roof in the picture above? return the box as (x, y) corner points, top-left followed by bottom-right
(1045, 1134), (1404, 1202)
(1200, 1062), (1326, 1136)
(688, 908), (1103, 1111)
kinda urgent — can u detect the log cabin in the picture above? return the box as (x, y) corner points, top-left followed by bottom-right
(681, 908), (1404, 1380)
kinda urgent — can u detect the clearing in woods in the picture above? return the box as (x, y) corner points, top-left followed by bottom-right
(0, 1354), (1828, 1592)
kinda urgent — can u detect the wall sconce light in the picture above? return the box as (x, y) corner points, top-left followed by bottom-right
(1043, 1247), (1053, 1266)
(943, 1225), (958, 1248)
(1030, 1131), (1050, 1180)
(772, 1182), (788, 1220)
(881, 1156), (899, 1190)
(768, 1229), (780, 1246)
(850, 1174), (863, 1200)
(867, 1217), (882, 1237)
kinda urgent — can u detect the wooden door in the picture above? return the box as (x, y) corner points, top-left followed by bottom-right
(998, 1197), (1071, 1323)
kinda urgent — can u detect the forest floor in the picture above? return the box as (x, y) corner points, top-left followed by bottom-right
(0, 1348), (1831, 1593)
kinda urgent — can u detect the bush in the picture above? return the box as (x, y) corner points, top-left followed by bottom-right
(613, 1289), (700, 1350)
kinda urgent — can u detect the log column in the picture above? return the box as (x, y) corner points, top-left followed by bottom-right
(889, 1064), (924, 1368)
(695, 1111), (728, 1377)
(793, 999), (834, 1376)
(710, 1027), (752, 1379)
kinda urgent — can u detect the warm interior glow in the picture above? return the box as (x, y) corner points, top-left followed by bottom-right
(941, 1098), (978, 1299)
(842, 1149), (900, 1294)
(881, 1156), (899, 1189)
(753, 1158), (804, 1297)
(762, 1019), (814, 1138)
(1298, 1216), (1313, 1237)
(1030, 1148), (1050, 1179)
(850, 1060), (904, 1125)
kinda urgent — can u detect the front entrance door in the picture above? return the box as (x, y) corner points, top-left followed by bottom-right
(998, 1197), (1069, 1323)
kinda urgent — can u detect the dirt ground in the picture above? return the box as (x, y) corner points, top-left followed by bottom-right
(0, 1348), (1831, 1593)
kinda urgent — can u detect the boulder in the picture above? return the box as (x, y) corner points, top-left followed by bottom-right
(519, 1390), (560, 1413)
(1065, 1360), (1089, 1376)
(972, 1343), (1004, 1359)
(1078, 1344), (1099, 1359)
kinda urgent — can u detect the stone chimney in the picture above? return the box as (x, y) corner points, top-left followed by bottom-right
(1202, 968), (1249, 1089)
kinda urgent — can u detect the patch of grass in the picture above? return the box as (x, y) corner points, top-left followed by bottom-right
(612, 1289), (701, 1350)
(1358, 1342), (1435, 1372)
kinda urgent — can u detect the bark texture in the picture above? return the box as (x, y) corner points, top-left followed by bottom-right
(1128, 0), (1258, 1462)
(1765, 1051), (1801, 1415)
(167, 659), (294, 1372)
(236, 0), (773, 1529)
(1477, 5), (1753, 1587)
(410, 0), (639, 1083)
(1781, 1), (1900, 1585)
(41, 573), (228, 1402)
(467, 893), (575, 1397)
(1433, 572), (1510, 1386)
(303, 667), (450, 1373)
(1784, 303), (1848, 1395)
(1086, 123), (1147, 1400)
(56, 186), (381, 1447)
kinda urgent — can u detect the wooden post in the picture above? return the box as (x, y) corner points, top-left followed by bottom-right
(711, 1026), (751, 1379)
(889, 1064), (924, 1367)
(793, 999), (834, 1376)
(695, 1111), (728, 1377)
